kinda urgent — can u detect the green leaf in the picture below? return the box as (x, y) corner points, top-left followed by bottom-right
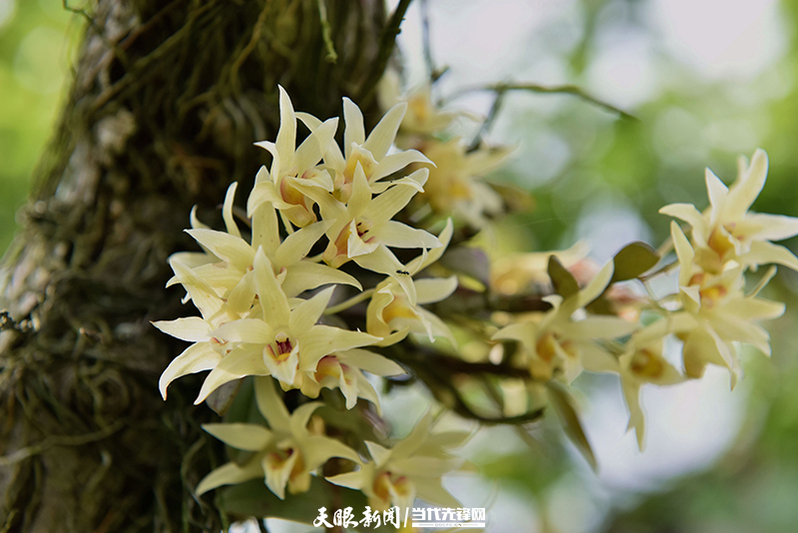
(546, 381), (597, 471)
(219, 477), (392, 531)
(611, 242), (660, 283)
(547, 255), (579, 299)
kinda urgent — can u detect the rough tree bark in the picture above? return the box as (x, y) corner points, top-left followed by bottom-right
(0, 1), (392, 531)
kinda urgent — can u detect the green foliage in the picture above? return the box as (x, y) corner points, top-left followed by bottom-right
(610, 242), (660, 283)
(0, 2), (74, 254)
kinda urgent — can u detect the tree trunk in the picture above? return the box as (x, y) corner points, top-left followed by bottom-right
(0, 1), (388, 531)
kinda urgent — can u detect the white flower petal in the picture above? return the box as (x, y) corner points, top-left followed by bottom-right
(293, 117), (338, 172)
(363, 101), (407, 160)
(415, 276), (458, 305)
(274, 220), (330, 267)
(354, 246), (417, 305)
(289, 287), (335, 333)
(195, 345), (269, 404)
(727, 148), (768, 220)
(222, 182), (242, 239)
(671, 221), (696, 286)
(343, 97), (366, 156)
(371, 149), (433, 182)
(738, 213), (798, 242)
(363, 168), (428, 224)
(378, 220), (442, 250)
(659, 203), (706, 235)
(212, 318), (273, 344)
(281, 261), (362, 297)
(742, 240), (798, 271)
(159, 342), (222, 399)
(186, 229), (254, 270)
(254, 377), (291, 432)
(705, 168), (729, 223)
(298, 325), (380, 371)
(276, 85), (297, 170)
(196, 459), (264, 495)
(203, 423), (273, 451)
(152, 316), (210, 342)
(339, 348), (405, 376)
(253, 248), (291, 327)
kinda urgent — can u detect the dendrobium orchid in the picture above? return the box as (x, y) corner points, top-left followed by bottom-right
(153, 80), (796, 525)
(299, 97), (432, 202)
(326, 413), (470, 511)
(298, 164), (441, 305)
(493, 262), (638, 383)
(248, 86), (339, 228)
(417, 137), (513, 227)
(666, 222), (785, 386)
(196, 377), (360, 499)
(194, 249), (379, 403)
(366, 220), (457, 346)
(296, 348), (405, 412)
(660, 149), (798, 273)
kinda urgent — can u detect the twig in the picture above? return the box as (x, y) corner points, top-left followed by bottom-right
(445, 82), (637, 121)
(469, 88), (507, 150)
(420, 0), (442, 82)
(317, 0), (338, 63)
(357, 0), (414, 106)
(324, 289), (375, 315)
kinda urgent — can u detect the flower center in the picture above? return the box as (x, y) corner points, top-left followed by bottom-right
(267, 332), (295, 362)
(630, 349), (664, 379)
(373, 471), (411, 504)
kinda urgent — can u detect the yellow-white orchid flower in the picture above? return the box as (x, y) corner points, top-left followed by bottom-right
(326, 413), (469, 511)
(660, 149), (798, 273)
(171, 183), (360, 306)
(418, 137), (513, 228)
(248, 86), (339, 228)
(493, 262), (638, 383)
(297, 164), (441, 305)
(298, 97), (432, 201)
(397, 84), (459, 136)
(196, 377), (360, 499)
(295, 348), (405, 412)
(193, 248), (379, 403)
(584, 322), (685, 450)
(154, 260), (240, 399)
(366, 220), (457, 346)
(667, 222), (785, 386)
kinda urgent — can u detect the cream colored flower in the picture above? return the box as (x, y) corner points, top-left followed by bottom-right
(326, 413), (469, 511)
(660, 149), (798, 273)
(172, 183), (360, 306)
(154, 260), (240, 399)
(586, 323), (685, 450)
(193, 248), (379, 403)
(667, 222), (785, 386)
(366, 220), (457, 346)
(296, 348), (405, 412)
(493, 262), (638, 383)
(298, 97), (432, 201)
(297, 164), (441, 305)
(196, 377), (360, 499)
(416, 137), (512, 227)
(248, 86), (339, 228)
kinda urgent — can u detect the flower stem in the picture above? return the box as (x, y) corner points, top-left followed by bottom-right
(324, 289), (375, 315)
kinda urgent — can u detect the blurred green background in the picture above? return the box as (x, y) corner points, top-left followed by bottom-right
(5, 1), (798, 532)
(0, 0), (74, 253)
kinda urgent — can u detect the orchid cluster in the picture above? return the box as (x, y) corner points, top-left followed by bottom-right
(154, 84), (798, 524)
(155, 86), (468, 513)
